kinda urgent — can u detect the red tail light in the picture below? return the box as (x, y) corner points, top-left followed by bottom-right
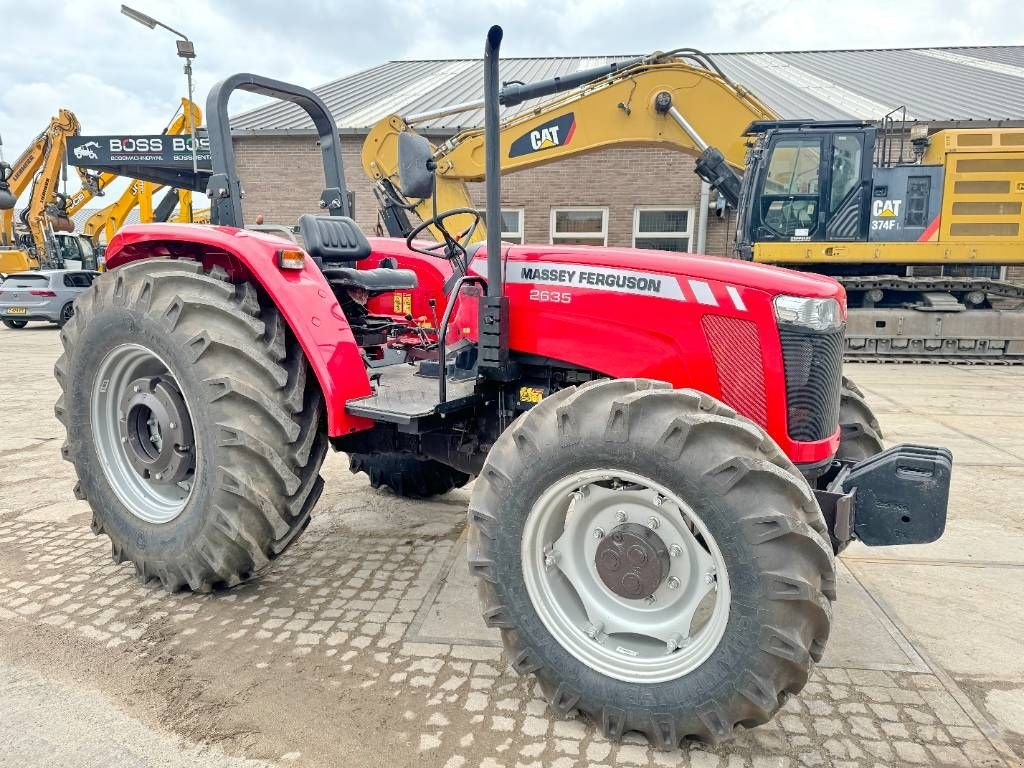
(30, 289), (57, 297)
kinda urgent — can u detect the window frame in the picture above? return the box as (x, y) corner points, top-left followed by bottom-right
(631, 206), (695, 252)
(477, 207), (525, 244)
(550, 207), (609, 246)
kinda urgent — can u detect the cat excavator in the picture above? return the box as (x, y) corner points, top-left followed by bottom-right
(0, 109), (95, 272)
(362, 49), (1024, 363)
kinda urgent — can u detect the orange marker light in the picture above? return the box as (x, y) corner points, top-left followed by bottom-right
(277, 249), (305, 270)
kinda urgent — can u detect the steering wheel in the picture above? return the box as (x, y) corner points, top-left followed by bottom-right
(406, 207), (482, 270)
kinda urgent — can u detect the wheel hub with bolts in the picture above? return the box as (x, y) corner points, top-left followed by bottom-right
(521, 468), (731, 684)
(119, 376), (195, 485)
(91, 343), (198, 524)
(594, 523), (670, 600)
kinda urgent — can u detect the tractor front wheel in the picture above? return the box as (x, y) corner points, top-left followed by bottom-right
(55, 259), (326, 591)
(837, 376), (884, 463)
(349, 452), (471, 498)
(468, 379), (835, 746)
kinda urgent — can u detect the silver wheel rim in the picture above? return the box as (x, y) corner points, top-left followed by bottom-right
(90, 343), (197, 523)
(521, 468), (731, 684)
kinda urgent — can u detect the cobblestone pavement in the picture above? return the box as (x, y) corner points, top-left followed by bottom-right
(1, 327), (1022, 767)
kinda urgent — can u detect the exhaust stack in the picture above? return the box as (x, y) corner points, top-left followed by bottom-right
(484, 25), (502, 298)
(477, 25), (514, 379)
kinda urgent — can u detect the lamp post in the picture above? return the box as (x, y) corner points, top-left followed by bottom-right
(121, 4), (198, 221)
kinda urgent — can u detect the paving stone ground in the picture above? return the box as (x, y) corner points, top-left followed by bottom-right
(0, 326), (1022, 767)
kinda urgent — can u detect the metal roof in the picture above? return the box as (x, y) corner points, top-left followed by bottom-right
(13, 208), (145, 231)
(69, 207), (141, 231)
(230, 45), (1024, 134)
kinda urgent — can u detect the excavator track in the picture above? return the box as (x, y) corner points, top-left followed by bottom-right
(840, 275), (1024, 305)
(844, 306), (1024, 364)
(839, 275), (1024, 364)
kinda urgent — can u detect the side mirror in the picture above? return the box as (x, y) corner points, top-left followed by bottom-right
(398, 131), (436, 200)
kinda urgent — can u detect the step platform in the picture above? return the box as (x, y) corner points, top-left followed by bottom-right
(346, 362), (478, 425)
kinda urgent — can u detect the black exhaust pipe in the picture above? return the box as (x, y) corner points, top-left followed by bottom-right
(484, 25), (503, 298)
(477, 25), (515, 380)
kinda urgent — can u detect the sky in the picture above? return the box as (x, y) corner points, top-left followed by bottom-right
(1, 0), (1019, 205)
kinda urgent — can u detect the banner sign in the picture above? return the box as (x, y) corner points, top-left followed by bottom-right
(67, 132), (212, 169)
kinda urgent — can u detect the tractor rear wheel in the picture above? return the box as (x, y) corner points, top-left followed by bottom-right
(468, 379), (835, 746)
(349, 452), (471, 498)
(55, 259), (326, 591)
(2, 319), (27, 329)
(837, 376), (884, 463)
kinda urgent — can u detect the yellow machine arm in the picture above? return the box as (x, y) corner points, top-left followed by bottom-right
(83, 179), (153, 243)
(0, 109), (80, 252)
(65, 98), (203, 219)
(362, 54), (777, 241)
(78, 99), (205, 244)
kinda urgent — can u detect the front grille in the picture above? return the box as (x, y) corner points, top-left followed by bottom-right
(702, 315), (768, 428)
(779, 325), (844, 442)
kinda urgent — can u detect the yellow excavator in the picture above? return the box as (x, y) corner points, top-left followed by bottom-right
(362, 50), (771, 242)
(0, 109), (95, 272)
(0, 99), (205, 273)
(74, 98), (206, 252)
(362, 50), (1024, 362)
(83, 183), (208, 249)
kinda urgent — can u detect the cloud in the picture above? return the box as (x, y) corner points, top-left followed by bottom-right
(1, 0), (1019, 206)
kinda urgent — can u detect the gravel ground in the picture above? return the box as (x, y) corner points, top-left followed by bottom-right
(0, 323), (1021, 767)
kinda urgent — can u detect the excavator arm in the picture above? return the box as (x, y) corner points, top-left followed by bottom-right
(1, 109), (80, 253)
(83, 178), (154, 243)
(361, 54), (777, 242)
(65, 98), (203, 219)
(5, 110), (81, 266)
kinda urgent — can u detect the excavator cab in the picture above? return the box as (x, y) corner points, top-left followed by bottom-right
(53, 232), (98, 271)
(735, 121), (876, 259)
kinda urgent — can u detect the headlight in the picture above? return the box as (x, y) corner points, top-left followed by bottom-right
(773, 295), (843, 331)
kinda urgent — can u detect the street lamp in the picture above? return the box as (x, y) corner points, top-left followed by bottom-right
(121, 4), (198, 221)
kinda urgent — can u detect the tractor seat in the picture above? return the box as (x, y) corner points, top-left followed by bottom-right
(297, 213), (371, 263)
(322, 266), (418, 294)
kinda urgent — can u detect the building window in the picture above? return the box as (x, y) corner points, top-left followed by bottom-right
(478, 208), (525, 244)
(551, 208), (608, 245)
(632, 208), (693, 252)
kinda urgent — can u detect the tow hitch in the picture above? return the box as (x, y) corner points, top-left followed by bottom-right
(817, 444), (952, 547)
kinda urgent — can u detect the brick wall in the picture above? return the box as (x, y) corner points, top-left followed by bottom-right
(233, 135), (736, 256)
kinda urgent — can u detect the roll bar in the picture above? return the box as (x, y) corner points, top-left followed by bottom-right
(205, 73), (351, 228)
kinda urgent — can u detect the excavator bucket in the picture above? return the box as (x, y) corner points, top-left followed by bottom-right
(0, 162), (15, 210)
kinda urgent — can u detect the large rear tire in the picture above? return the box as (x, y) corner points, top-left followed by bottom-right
(468, 379), (835, 746)
(55, 259), (327, 591)
(837, 376), (884, 463)
(349, 452), (471, 499)
(2, 319), (27, 329)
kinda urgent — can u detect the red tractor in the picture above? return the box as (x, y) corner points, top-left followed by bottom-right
(55, 27), (951, 748)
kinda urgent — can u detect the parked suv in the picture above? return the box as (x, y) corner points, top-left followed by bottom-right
(0, 270), (100, 329)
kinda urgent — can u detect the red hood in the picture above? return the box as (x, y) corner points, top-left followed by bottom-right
(477, 243), (842, 300)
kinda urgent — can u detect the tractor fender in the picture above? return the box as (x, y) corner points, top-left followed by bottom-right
(104, 223), (374, 437)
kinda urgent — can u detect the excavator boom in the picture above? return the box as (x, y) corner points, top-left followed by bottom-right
(362, 53), (776, 242)
(361, 48), (1024, 364)
(66, 98), (203, 222)
(76, 99), (206, 252)
(0, 109), (81, 271)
